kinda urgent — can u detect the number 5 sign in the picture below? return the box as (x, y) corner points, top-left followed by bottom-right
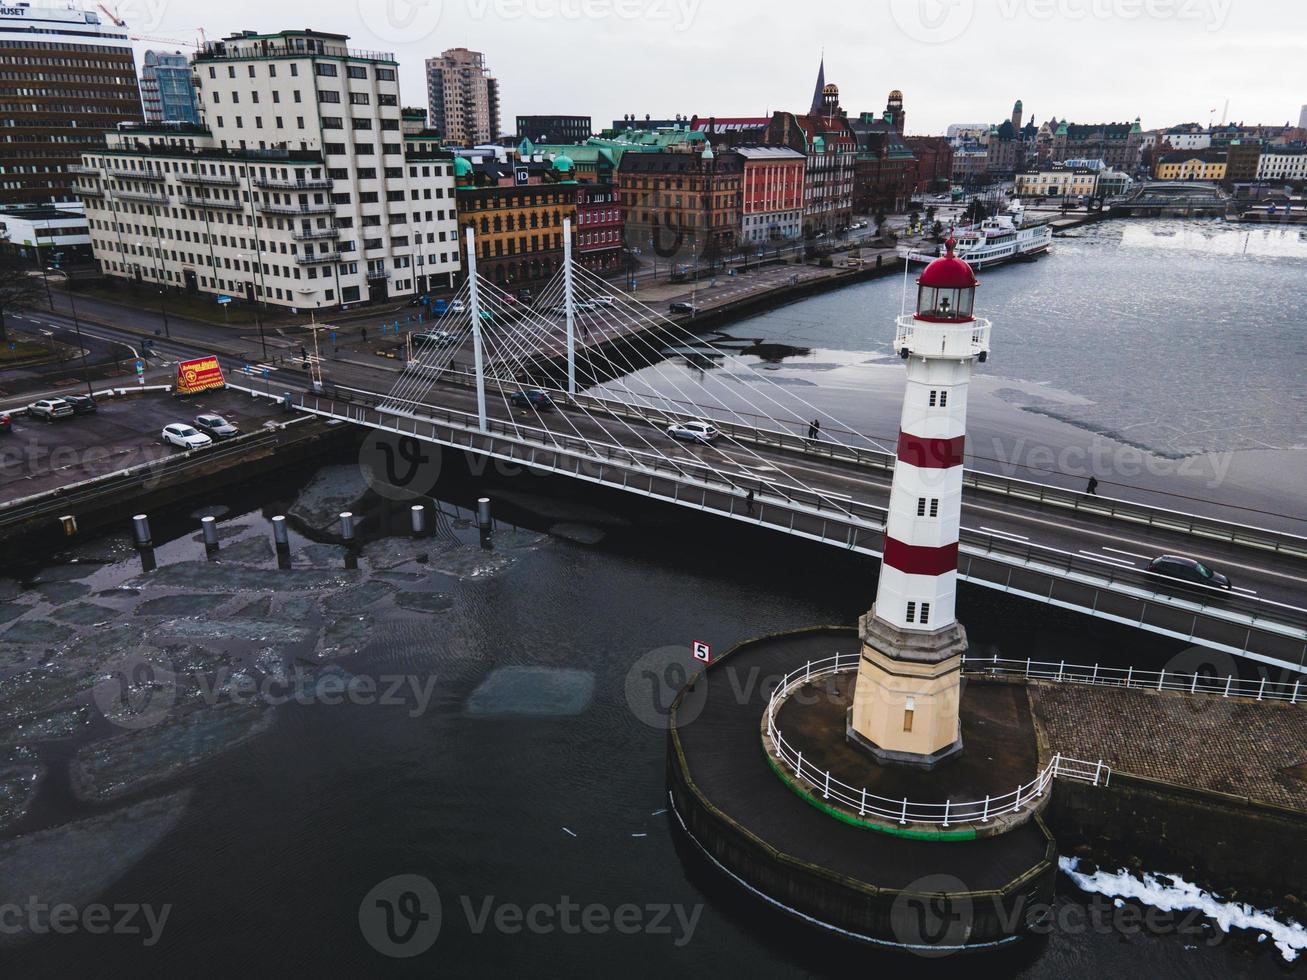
(692, 640), (711, 664)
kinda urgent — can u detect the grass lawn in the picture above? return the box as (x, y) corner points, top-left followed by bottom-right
(0, 338), (52, 362)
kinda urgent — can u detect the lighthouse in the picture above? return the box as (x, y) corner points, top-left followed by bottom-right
(848, 239), (991, 768)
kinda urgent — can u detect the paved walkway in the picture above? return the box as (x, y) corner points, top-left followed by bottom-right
(1027, 682), (1307, 811)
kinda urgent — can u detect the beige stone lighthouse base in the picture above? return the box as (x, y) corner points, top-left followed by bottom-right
(846, 609), (967, 770)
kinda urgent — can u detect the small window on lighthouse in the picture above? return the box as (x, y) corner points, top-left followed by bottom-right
(903, 698), (915, 733)
(928, 390), (938, 407)
(905, 602), (917, 624)
(929, 499), (939, 517)
(920, 603), (931, 625)
(939, 390), (949, 407)
(917, 498), (927, 517)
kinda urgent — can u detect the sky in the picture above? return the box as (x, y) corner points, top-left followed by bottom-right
(114, 0), (1307, 135)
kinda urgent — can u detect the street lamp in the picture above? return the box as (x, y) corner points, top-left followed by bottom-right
(135, 240), (171, 339)
(47, 266), (93, 397)
(236, 253), (269, 362)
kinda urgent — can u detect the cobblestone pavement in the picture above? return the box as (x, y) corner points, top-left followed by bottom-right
(1027, 682), (1307, 811)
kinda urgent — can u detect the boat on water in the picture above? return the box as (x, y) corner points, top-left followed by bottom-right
(903, 204), (1053, 270)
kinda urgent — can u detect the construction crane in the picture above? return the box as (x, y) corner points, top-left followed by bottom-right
(97, 3), (203, 47)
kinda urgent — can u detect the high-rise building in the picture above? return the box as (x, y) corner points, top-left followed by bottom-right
(426, 48), (500, 146)
(1299, 105), (1307, 129)
(0, 2), (142, 204)
(515, 115), (592, 145)
(140, 51), (201, 125)
(75, 29), (461, 310)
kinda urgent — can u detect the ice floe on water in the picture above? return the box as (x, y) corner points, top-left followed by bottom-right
(287, 463), (373, 532)
(49, 602), (118, 626)
(0, 762), (43, 833)
(466, 667), (595, 717)
(0, 790), (191, 946)
(1059, 856), (1307, 962)
(394, 591), (454, 615)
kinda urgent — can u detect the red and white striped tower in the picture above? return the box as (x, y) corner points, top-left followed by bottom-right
(848, 239), (991, 769)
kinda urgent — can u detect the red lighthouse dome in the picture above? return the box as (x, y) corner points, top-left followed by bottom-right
(914, 238), (977, 321)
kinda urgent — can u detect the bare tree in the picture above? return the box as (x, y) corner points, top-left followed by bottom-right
(0, 253), (43, 346)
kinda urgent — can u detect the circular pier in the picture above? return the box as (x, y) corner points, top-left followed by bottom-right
(667, 627), (1057, 952)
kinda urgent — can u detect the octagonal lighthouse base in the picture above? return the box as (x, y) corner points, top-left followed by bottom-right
(846, 609), (967, 770)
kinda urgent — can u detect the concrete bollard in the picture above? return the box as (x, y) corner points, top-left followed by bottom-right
(272, 515), (290, 555)
(132, 514), (152, 548)
(476, 497), (492, 533)
(201, 516), (220, 555)
(339, 512), (356, 541)
(410, 504), (427, 538)
(340, 511), (358, 570)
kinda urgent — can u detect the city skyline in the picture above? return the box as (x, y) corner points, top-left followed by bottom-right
(114, 0), (1307, 136)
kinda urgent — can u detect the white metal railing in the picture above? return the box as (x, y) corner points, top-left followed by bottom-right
(893, 314), (992, 358)
(968, 656), (1305, 704)
(762, 656), (1109, 827)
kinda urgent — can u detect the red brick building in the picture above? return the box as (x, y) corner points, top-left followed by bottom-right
(575, 181), (622, 273)
(904, 137), (954, 194)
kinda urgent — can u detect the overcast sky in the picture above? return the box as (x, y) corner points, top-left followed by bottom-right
(122, 0), (1307, 134)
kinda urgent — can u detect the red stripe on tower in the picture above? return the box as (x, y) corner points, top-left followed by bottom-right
(882, 537), (960, 577)
(896, 432), (965, 469)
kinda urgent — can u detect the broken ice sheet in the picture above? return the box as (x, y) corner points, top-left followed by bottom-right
(70, 700), (274, 803)
(0, 764), (44, 834)
(394, 591), (454, 615)
(213, 535), (275, 564)
(49, 602), (118, 626)
(134, 593), (233, 617)
(2, 619), (75, 648)
(135, 562), (355, 593)
(0, 790), (191, 947)
(148, 618), (310, 645)
(465, 667), (595, 717)
(0, 705), (91, 747)
(0, 666), (89, 725)
(316, 614), (373, 660)
(287, 462), (373, 531)
(328, 580), (397, 614)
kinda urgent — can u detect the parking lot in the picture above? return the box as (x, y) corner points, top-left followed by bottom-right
(0, 388), (287, 504)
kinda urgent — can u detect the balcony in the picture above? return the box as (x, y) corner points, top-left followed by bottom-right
(894, 314), (992, 360)
(67, 164), (100, 175)
(258, 202), (336, 215)
(107, 168), (165, 181)
(292, 227), (341, 240)
(183, 195), (244, 210)
(254, 177), (334, 190)
(179, 172), (239, 186)
(115, 190), (169, 204)
(73, 183), (103, 197)
(296, 251), (342, 265)
(365, 269), (390, 280)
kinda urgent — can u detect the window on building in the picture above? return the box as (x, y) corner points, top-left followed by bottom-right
(917, 498), (927, 517)
(315, 63), (337, 77)
(903, 699), (915, 733)
(347, 66), (367, 79)
(920, 603), (931, 625)
(929, 499), (939, 517)
(906, 602), (916, 624)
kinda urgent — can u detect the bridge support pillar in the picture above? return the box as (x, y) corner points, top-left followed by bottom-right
(466, 227), (488, 432)
(564, 217), (576, 397)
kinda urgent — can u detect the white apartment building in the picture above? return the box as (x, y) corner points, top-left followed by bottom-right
(1256, 147), (1307, 182)
(75, 29), (460, 311)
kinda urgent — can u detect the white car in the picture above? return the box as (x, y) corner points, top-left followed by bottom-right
(162, 423), (213, 450)
(448, 300), (467, 314)
(590, 295), (616, 307)
(28, 398), (73, 420)
(667, 420), (719, 444)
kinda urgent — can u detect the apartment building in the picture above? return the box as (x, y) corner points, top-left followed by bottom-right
(140, 50), (201, 124)
(426, 48), (500, 146)
(75, 29), (460, 311)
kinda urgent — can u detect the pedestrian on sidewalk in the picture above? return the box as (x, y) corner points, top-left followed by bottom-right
(1086, 476), (1099, 496)
(745, 489), (755, 515)
(361, 326), (368, 343)
(808, 419), (821, 440)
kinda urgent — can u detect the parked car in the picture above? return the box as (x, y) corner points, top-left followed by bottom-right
(669, 301), (696, 315)
(0, 411), (11, 434)
(413, 330), (459, 347)
(193, 414), (239, 439)
(667, 420), (718, 444)
(511, 390), (555, 412)
(64, 394), (97, 415)
(28, 398), (73, 421)
(1146, 555), (1232, 591)
(162, 423), (213, 450)
(515, 288), (534, 303)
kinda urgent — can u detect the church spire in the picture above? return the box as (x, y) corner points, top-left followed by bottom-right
(809, 54), (825, 116)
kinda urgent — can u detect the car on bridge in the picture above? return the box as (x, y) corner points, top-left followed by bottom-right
(669, 301), (697, 315)
(414, 330), (459, 347)
(194, 414), (239, 440)
(449, 300), (467, 314)
(64, 394), (97, 415)
(1146, 555), (1232, 592)
(162, 423), (213, 450)
(27, 398), (73, 421)
(511, 390), (555, 412)
(667, 420), (718, 444)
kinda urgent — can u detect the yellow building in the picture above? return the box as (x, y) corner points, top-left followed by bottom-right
(1015, 167), (1099, 199)
(1155, 151), (1227, 182)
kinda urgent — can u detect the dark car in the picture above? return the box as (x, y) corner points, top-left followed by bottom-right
(408, 294), (428, 307)
(669, 301), (696, 315)
(511, 390), (555, 412)
(1146, 555), (1232, 591)
(64, 394), (97, 415)
(0, 411), (11, 434)
(193, 413), (240, 439)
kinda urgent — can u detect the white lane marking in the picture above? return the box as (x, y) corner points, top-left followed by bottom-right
(1103, 546), (1154, 561)
(562, 827), (577, 838)
(981, 526), (1028, 540)
(1233, 586), (1259, 596)
(1079, 552), (1137, 570)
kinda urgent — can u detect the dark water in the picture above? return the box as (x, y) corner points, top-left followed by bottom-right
(0, 460), (1294, 977)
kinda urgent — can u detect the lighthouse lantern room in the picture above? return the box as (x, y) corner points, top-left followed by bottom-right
(847, 239), (992, 769)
